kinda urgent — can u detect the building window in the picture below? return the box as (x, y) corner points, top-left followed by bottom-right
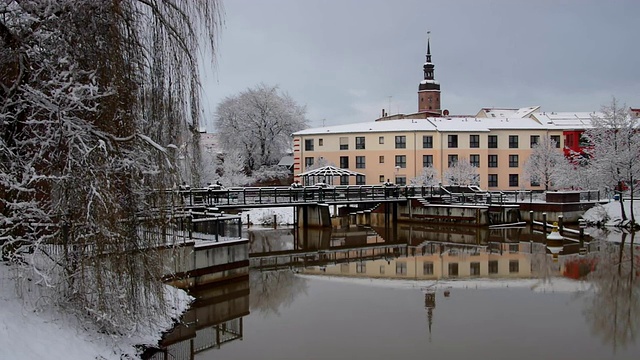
(379, 136), (384, 144)
(356, 262), (366, 273)
(423, 135), (433, 149)
(448, 134), (458, 148)
(340, 175), (349, 185)
(509, 260), (519, 273)
(448, 263), (459, 277)
(565, 134), (574, 148)
(340, 137), (348, 150)
(530, 135), (540, 148)
(395, 176), (406, 186)
(470, 262), (481, 276)
(379, 155), (384, 163)
(470, 154), (480, 167)
(448, 154), (458, 167)
(304, 157), (314, 168)
(550, 135), (561, 148)
(356, 175), (366, 185)
(356, 156), (366, 169)
(470, 134), (480, 148)
(340, 156), (349, 169)
(395, 155), (407, 168)
(304, 139), (314, 151)
(530, 179), (540, 187)
(396, 262), (407, 275)
(340, 263), (350, 273)
(318, 138), (324, 146)
(488, 135), (498, 149)
(509, 174), (519, 187)
(379, 265), (385, 274)
(488, 174), (498, 187)
(379, 175), (385, 183)
(489, 260), (498, 274)
(423, 155), (433, 168)
(423, 262), (434, 275)
(509, 135), (519, 148)
(509, 155), (519, 168)
(488, 155), (498, 168)
(395, 136), (406, 149)
(509, 244), (519, 253)
(356, 136), (365, 150)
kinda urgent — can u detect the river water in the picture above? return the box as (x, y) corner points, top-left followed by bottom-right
(153, 225), (640, 360)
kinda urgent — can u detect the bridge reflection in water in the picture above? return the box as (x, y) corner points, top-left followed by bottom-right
(145, 278), (249, 360)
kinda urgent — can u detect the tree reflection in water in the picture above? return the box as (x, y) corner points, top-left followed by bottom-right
(584, 230), (639, 352)
(250, 270), (308, 315)
(247, 227), (308, 315)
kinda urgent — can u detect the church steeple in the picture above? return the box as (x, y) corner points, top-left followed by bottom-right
(422, 35), (435, 81)
(418, 32), (441, 115)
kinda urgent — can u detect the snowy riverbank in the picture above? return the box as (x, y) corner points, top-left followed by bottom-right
(582, 198), (640, 227)
(0, 264), (192, 360)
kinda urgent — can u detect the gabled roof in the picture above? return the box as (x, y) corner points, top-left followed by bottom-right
(476, 106), (540, 119)
(529, 112), (600, 129)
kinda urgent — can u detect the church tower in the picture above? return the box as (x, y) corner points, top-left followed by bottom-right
(418, 35), (442, 115)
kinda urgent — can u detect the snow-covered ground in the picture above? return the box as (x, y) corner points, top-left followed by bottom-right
(582, 198), (640, 226)
(241, 206), (296, 225)
(0, 264), (192, 360)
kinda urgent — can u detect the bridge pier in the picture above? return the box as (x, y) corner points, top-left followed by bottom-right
(297, 203), (331, 228)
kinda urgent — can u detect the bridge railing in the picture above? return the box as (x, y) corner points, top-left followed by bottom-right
(176, 185), (419, 206)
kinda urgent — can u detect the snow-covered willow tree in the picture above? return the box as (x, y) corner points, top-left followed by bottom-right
(1, 0), (222, 336)
(443, 157), (479, 186)
(584, 98), (640, 225)
(410, 165), (440, 186)
(215, 83), (308, 173)
(523, 137), (565, 190)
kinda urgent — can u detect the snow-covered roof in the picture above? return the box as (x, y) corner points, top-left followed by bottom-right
(298, 165), (364, 177)
(277, 155), (294, 167)
(477, 106), (540, 119)
(530, 112), (600, 129)
(293, 116), (550, 136)
(420, 80), (439, 85)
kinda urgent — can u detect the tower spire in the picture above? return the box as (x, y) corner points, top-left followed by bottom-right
(426, 31), (432, 64)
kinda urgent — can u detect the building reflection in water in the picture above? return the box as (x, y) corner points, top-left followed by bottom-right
(145, 278), (249, 360)
(290, 224), (577, 280)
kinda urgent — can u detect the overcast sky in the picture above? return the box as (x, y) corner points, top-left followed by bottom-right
(200, 0), (639, 131)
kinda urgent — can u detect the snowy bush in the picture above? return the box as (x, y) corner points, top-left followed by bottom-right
(582, 204), (610, 226)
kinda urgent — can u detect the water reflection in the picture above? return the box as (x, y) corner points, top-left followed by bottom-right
(155, 223), (639, 359)
(583, 231), (639, 352)
(145, 279), (249, 360)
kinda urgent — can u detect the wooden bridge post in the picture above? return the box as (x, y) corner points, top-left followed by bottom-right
(529, 211), (534, 232)
(542, 213), (547, 235)
(558, 215), (564, 235)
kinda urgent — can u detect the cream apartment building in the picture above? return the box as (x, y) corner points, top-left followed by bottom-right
(292, 116), (569, 190)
